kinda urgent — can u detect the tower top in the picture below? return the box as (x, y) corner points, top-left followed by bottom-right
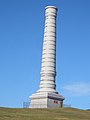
(45, 6), (57, 10)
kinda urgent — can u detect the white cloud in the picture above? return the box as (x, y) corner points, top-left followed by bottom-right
(62, 82), (90, 96)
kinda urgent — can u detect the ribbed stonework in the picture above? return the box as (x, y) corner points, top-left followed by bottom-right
(38, 6), (57, 93)
(29, 6), (64, 108)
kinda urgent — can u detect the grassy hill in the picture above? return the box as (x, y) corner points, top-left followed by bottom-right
(0, 107), (90, 120)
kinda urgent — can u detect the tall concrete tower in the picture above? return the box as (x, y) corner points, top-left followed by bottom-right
(30, 6), (64, 108)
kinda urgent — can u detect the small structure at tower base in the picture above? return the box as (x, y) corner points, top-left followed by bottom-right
(30, 92), (64, 108)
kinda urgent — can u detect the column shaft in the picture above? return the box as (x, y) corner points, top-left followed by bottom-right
(38, 6), (57, 93)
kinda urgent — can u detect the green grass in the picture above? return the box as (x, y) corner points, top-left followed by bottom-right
(0, 107), (90, 120)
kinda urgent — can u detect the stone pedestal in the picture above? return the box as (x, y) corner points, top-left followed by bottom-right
(29, 6), (65, 108)
(30, 92), (64, 108)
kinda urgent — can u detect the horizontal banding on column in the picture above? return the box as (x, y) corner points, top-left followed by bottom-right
(40, 84), (56, 89)
(42, 50), (56, 53)
(45, 19), (56, 23)
(43, 43), (56, 47)
(42, 53), (56, 57)
(45, 13), (57, 16)
(44, 31), (56, 34)
(44, 33), (56, 36)
(42, 54), (56, 57)
(44, 40), (56, 43)
(41, 69), (56, 73)
(40, 73), (56, 77)
(42, 53), (56, 56)
(41, 69), (56, 72)
(45, 24), (56, 27)
(46, 11), (57, 15)
(46, 15), (56, 19)
(46, 15), (56, 18)
(42, 61), (56, 64)
(42, 56), (56, 61)
(44, 36), (56, 40)
(38, 6), (57, 93)
(45, 25), (56, 28)
(45, 22), (56, 25)
(46, 16), (56, 19)
(40, 82), (56, 86)
(44, 33), (56, 37)
(42, 47), (56, 51)
(40, 75), (55, 79)
(45, 19), (56, 26)
(41, 65), (56, 68)
(43, 41), (56, 45)
(40, 80), (55, 84)
(42, 46), (56, 49)
(42, 61), (56, 65)
(45, 6), (57, 17)
(43, 44), (56, 49)
(45, 6), (57, 10)
(44, 36), (56, 39)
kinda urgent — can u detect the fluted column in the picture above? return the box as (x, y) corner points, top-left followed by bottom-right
(38, 6), (57, 93)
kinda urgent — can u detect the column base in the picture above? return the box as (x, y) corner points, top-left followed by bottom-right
(29, 92), (65, 108)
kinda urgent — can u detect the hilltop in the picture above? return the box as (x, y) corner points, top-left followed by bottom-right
(0, 107), (90, 120)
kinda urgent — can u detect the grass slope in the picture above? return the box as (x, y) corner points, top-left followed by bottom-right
(0, 107), (90, 120)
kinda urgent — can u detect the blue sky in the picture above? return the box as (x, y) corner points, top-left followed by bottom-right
(0, 0), (90, 109)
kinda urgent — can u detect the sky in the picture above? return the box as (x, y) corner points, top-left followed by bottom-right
(0, 0), (90, 109)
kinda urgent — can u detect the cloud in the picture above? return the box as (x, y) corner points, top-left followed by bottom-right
(62, 82), (90, 96)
